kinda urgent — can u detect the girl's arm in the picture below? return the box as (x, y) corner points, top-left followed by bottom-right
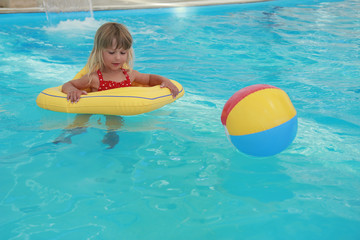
(131, 70), (179, 98)
(62, 75), (91, 103)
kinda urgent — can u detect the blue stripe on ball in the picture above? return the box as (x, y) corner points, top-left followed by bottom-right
(229, 115), (298, 157)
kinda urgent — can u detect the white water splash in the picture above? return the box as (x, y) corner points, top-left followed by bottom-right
(44, 17), (104, 33)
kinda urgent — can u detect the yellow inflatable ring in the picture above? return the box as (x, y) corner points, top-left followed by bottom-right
(36, 67), (184, 116)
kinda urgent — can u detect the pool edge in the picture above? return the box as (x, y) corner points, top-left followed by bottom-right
(0, 0), (271, 14)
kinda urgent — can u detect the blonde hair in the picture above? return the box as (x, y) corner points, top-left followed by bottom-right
(86, 22), (134, 79)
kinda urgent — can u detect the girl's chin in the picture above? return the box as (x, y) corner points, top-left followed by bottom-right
(106, 64), (122, 71)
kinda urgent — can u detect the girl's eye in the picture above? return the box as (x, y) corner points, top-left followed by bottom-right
(120, 52), (126, 55)
(108, 51), (115, 54)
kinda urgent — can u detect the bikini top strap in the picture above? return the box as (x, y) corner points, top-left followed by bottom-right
(121, 68), (131, 82)
(97, 69), (104, 82)
(98, 68), (130, 83)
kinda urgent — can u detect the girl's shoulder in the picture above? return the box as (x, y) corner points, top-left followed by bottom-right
(89, 71), (99, 78)
(127, 69), (140, 77)
(126, 69), (137, 82)
(87, 71), (100, 88)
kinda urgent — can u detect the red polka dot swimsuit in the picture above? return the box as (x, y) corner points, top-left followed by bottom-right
(97, 68), (131, 91)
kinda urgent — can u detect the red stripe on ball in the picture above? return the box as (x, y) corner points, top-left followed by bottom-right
(221, 84), (279, 125)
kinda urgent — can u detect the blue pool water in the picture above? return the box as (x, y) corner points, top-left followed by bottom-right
(1, 0), (360, 239)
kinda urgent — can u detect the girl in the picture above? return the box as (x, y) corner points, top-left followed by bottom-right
(56, 22), (179, 148)
(62, 22), (179, 102)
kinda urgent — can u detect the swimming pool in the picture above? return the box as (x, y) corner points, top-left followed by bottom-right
(1, 0), (360, 239)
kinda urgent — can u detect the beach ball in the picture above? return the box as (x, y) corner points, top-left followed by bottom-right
(221, 84), (297, 157)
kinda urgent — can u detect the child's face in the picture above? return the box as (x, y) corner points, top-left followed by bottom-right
(102, 40), (129, 71)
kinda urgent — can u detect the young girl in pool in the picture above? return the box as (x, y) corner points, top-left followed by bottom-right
(55, 22), (179, 148)
(62, 22), (179, 101)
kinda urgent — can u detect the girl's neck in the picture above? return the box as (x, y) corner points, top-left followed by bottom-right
(101, 67), (123, 74)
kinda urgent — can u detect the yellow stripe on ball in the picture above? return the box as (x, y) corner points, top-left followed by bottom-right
(226, 88), (296, 135)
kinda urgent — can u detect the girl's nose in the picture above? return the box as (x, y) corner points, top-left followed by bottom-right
(115, 52), (121, 60)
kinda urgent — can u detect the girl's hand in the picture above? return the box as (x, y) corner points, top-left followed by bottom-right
(67, 90), (88, 103)
(160, 80), (179, 98)
(62, 75), (92, 103)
